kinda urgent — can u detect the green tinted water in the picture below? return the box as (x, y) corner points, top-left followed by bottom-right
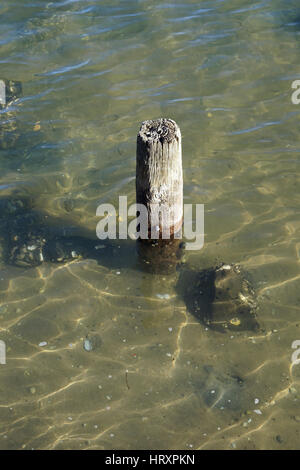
(0, 0), (300, 450)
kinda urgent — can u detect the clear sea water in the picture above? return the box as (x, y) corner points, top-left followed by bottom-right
(0, 0), (300, 450)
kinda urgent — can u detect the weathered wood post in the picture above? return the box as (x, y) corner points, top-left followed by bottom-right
(136, 118), (184, 273)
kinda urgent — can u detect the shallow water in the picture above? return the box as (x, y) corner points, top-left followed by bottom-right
(0, 0), (300, 450)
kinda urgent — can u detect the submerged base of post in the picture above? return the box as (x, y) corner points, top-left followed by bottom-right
(137, 238), (185, 274)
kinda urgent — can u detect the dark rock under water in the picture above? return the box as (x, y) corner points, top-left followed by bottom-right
(176, 262), (260, 333)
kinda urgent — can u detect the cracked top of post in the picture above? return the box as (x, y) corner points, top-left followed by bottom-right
(138, 118), (180, 144)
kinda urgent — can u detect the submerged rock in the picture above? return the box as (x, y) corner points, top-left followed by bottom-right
(83, 334), (102, 352)
(176, 263), (259, 332)
(83, 338), (93, 352)
(9, 235), (45, 267)
(0, 198), (45, 267)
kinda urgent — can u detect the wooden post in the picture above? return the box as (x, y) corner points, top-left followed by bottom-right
(136, 118), (183, 237)
(136, 118), (184, 273)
